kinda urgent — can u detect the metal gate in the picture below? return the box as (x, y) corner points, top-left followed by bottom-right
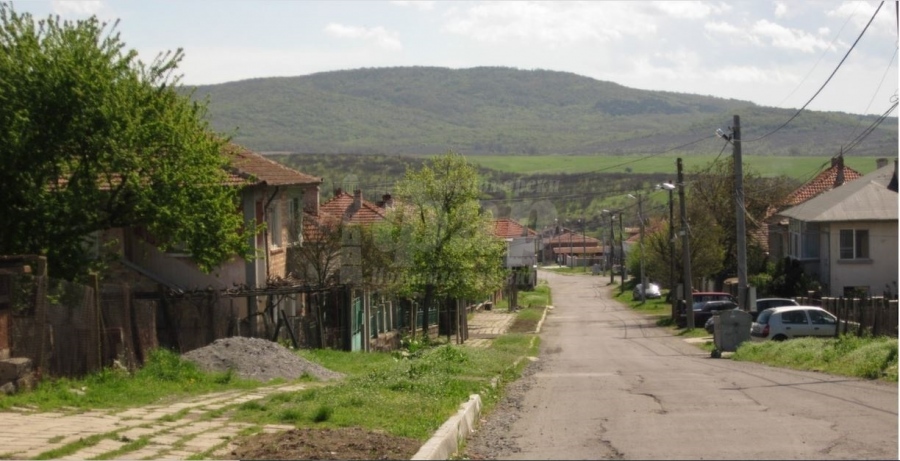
(351, 295), (363, 351)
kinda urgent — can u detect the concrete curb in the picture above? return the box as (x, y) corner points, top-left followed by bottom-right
(410, 395), (482, 460)
(412, 305), (549, 459)
(535, 305), (552, 334)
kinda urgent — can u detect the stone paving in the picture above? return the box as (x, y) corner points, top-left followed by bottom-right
(0, 309), (515, 460)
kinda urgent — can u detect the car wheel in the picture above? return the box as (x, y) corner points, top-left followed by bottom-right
(772, 334), (788, 341)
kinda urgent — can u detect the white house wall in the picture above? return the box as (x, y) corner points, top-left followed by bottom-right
(827, 220), (899, 297)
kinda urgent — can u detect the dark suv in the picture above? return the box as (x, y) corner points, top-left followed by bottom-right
(676, 292), (738, 328)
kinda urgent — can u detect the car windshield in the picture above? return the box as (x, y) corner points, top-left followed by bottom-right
(756, 309), (772, 324)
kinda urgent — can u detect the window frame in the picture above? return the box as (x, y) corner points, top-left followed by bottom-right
(839, 228), (869, 260)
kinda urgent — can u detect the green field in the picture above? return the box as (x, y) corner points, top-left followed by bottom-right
(468, 154), (886, 178)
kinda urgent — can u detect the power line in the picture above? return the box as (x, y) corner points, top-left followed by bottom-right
(746, 1), (885, 143)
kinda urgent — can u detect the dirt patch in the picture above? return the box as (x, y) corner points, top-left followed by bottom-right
(182, 337), (345, 383)
(229, 427), (422, 460)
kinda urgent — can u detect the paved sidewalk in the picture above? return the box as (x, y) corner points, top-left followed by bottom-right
(0, 383), (307, 460)
(463, 309), (518, 348)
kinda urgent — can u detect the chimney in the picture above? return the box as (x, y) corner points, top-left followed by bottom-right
(334, 187), (343, 197)
(834, 155), (845, 187)
(305, 184), (320, 216)
(381, 194), (393, 209)
(352, 189), (362, 210)
(877, 158), (889, 169)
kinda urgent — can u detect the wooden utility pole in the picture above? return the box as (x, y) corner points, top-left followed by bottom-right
(618, 212), (625, 295)
(678, 158), (694, 329)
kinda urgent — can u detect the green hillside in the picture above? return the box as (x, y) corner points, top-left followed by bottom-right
(190, 67), (897, 157)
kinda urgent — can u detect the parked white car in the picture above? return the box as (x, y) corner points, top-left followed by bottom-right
(750, 305), (837, 341)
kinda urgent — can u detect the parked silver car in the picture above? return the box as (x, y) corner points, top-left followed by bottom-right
(632, 283), (662, 299)
(750, 306), (837, 341)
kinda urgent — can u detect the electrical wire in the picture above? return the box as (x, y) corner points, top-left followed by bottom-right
(842, 100), (899, 155)
(746, 1), (885, 143)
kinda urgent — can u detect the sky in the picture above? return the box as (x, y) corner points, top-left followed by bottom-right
(9, 0), (900, 116)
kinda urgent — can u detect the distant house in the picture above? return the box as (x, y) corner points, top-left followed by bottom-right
(774, 160), (898, 298)
(541, 227), (603, 268)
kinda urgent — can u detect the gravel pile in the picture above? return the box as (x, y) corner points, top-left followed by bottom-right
(182, 337), (345, 383)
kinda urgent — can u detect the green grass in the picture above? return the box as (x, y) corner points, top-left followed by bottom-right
(229, 335), (538, 441)
(519, 281), (551, 308)
(734, 335), (898, 381)
(471, 154), (883, 177)
(542, 266), (593, 275)
(0, 348), (263, 412)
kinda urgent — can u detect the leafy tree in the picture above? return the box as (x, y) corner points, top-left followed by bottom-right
(0, 4), (247, 279)
(687, 156), (794, 286)
(630, 214), (725, 290)
(386, 152), (507, 336)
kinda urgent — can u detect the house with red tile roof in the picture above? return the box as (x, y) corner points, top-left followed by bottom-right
(135, 144), (322, 287)
(319, 189), (388, 226)
(764, 155), (863, 261)
(775, 159), (897, 297)
(542, 227), (604, 267)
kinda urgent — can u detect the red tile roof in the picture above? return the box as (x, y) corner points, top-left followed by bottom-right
(782, 162), (862, 208)
(492, 218), (536, 238)
(319, 190), (387, 225)
(223, 144), (321, 187)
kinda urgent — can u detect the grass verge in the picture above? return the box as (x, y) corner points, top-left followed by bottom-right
(229, 333), (539, 441)
(734, 335), (898, 381)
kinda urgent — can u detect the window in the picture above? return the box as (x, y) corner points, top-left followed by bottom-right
(780, 310), (807, 325)
(269, 203), (282, 247)
(839, 229), (869, 260)
(288, 195), (303, 244)
(807, 309), (835, 325)
(789, 220), (819, 259)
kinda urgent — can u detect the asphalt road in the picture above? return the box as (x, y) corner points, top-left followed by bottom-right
(494, 270), (898, 460)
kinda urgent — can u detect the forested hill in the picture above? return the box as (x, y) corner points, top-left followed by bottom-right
(190, 66), (897, 157)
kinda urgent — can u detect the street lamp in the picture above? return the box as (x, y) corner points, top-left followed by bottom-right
(628, 193), (646, 304)
(657, 182), (676, 320)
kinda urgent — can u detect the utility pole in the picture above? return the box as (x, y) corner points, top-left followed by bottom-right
(608, 213), (615, 284)
(733, 115), (749, 311)
(582, 217), (587, 272)
(618, 211), (625, 295)
(629, 193), (646, 303)
(678, 158), (694, 329)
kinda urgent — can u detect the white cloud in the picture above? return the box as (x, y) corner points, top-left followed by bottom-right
(817, 27), (830, 36)
(651, 1), (718, 19)
(752, 19), (833, 53)
(442, 2), (653, 45)
(390, 1), (435, 11)
(324, 23), (402, 50)
(773, 2), (788, 18)
(51, 0), (104, 17)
